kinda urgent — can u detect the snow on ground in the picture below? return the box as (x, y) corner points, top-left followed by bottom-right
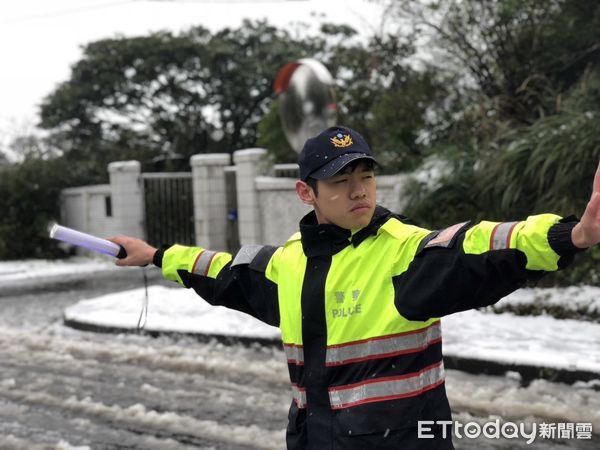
(504, 285), (600, 311)
(0, 256), (118, 286)
(442, 310), (600, 373)
(64, 284), (600, 374)
(446, 370), (600, 429)
(64, 285), (281, 340)
(492, 285), (600, 318)
(5, 258), (600, 445)
(3, 257), (600, 375)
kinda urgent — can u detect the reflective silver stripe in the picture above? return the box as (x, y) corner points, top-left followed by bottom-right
(291, 384), (307, 408)
(232, 245), (264, 267)
(328, 362), (445, 410)
(325, 322), (441, 366)
(284, 344), (304, 365)
(192, 250), (218, 276)
(490, 221), (520, 250)
(425, 222), (469, 248)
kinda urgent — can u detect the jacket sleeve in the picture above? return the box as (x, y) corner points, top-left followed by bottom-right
(393, 214), (583, 321)
(155, 244), (281, 327)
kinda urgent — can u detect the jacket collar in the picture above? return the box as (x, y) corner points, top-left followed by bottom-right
(299, 205), (394, 257)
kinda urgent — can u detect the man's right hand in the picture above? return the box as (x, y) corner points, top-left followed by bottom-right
(108, 236), (157, 267)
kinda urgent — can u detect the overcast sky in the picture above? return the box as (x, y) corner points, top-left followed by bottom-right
(0, 0), (386, 144)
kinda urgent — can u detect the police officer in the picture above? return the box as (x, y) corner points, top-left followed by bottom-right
(111, 126), (598, 449)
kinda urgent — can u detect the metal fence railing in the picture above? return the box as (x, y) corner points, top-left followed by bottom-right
(141, 172), (194, 248)
(273, 163), (299, 179)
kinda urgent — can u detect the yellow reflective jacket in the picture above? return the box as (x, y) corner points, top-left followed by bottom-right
(157, 206), (580, 450)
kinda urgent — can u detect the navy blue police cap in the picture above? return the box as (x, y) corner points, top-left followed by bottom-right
(298, 126), (377, 181)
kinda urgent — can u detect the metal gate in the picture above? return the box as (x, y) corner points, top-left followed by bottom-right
(141, 172), (195, 248)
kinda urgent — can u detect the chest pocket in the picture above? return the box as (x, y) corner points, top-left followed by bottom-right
(325, 241), (400, 346)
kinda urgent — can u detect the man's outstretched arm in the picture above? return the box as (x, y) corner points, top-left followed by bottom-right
(108, 237), (281, 327)
(394, 162), (600, 321)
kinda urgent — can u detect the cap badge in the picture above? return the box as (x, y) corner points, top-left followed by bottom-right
(330, 133), (353, 148)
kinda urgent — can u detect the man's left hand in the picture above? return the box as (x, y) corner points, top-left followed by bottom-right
(572, 162), (600, 248)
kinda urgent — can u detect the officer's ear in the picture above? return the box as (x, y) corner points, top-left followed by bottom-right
(296, 180), (317, 206)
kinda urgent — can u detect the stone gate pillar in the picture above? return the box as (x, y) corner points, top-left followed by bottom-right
(233, 148), (267, 246)
(190, 153), (231, 250)
(108, 161), (144, 238)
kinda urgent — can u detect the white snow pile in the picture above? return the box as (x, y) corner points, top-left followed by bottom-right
(0, 257), (117, 287)
(64, 285), (281, 340)
(442, 309), (600, 373)
(492, 285), (600, 318)
(65, 284), (600, 374)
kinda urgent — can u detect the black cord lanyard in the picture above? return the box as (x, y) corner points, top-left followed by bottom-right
(137, 267), (149, 330)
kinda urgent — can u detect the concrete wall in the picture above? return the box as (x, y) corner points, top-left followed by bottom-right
(60, 184), (114, 236)
(108, 161), (144, 239)
(256, 177), (311, 245)
(60, 184), (114, 255)
(253, 173), (410, 246)
(59, 161), (144, 255)
(60, 150), (411, 253)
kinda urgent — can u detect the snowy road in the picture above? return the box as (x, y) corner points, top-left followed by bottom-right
(0, 269), (598, 449)
(0, 270), (289, 449)
(0, 325), (290, 449)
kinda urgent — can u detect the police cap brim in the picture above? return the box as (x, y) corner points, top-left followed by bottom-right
(307, 153), (377, 181)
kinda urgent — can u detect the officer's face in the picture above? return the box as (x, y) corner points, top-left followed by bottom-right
(311, 162), (376, 230)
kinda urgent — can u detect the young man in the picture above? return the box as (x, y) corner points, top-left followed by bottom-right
(112, 126), (599, 449)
